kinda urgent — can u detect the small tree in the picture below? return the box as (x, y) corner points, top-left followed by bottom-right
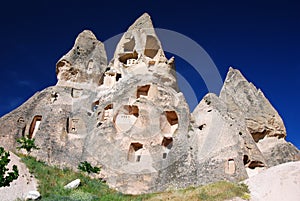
(0, 147), (19, 187)
(78, 161), (100, 174)
(16, 136), (39, 154)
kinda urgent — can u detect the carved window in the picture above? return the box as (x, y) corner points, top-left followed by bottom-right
(92, 100), (99, 112)
(29, 115), (42, 139)
(162, 137), (173, 159)
(137, 85), (150, 98)
(225, 159), (235, 175)
(128, 142), (143, 162)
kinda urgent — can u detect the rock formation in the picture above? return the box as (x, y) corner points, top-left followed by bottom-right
(0, 13), (299, 194)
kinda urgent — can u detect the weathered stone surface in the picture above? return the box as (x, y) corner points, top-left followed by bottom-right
(220, 67), (286, 141)
(191, 93), (267, 182)
(219, 67), (300, 167)
(244, 161), (300, 201)
(0, 13), (298, 195)
(56, 30), (107, 88)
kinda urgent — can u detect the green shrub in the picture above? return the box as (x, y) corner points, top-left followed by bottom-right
(16, 136), (39, 154)
(0, 147), (19, 187)
(78, 161), (100, 174)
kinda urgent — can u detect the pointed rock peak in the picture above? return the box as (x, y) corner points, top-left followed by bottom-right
(220, 66), (286, 141)
(224, 67), (248, 84)
(111, 13), (167, 69)
(128, 13), (154, 31)
(55, 29), (107, 87)
(74, 30), (100, 48)
(77, 30), (97, 40)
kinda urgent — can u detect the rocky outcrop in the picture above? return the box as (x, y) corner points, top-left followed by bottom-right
(56, 30), (107, 88)
(244, 161), (300, 201)
(0, 13), (299, 194)
(220, 67), (286, 141)
(219, 67), (300, 167)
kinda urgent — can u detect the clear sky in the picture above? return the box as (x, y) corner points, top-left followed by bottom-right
(0, 0), (299, 148)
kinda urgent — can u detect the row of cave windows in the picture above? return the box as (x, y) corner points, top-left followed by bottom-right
(21, 115), (80, 138)
(128, 137), (173, 162)
(19, 116), (267, 166)
(23, 107), (179, 137)
(69, 84), (151, 110)
(18, 115), (173, 161)
(120, 35), (161, 65)
(92, 84), (151, 112)
(93, 103), (179, 130)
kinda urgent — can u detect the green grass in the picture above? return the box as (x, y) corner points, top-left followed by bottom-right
(20, 156), (250, 201)
(21, 155), (149, 201)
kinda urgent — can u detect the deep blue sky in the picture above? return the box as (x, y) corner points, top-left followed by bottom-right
(0, 0), (299, 148)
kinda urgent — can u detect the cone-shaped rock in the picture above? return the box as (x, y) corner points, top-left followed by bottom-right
(219, 67), (300, 166)
(56, 30), (107, 87)
(0, 14), (299, 195)
(109, 13), (177, 91)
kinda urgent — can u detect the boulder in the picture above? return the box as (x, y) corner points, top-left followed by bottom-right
(64, 179), (81, 189)
(25, 191), (41, 200)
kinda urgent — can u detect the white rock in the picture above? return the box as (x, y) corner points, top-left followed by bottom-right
(64, 179), (81, 189)
(25, 190), (41, 200)
(244, 161), (300, 201)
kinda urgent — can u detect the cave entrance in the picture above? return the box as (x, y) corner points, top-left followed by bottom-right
(128, 142), (143, 162)
(29, 115), (42, 139)
(162, 137), (173, 159)
(137, 85), (150, 98)
(225, 158), (235, 175)
(119, 51), (138, 66)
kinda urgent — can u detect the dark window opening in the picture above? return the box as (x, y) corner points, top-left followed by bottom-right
(251, 130), (270, 143)
(29, 115), (42, 139)
(97, 122), (102, 128)
(92, 100), (99, 112)
(116, 73), (122, 81)
(104, 104), (113, 110)
(137, 85), (150, 98)
(66, 117), (69, 133)
(248, 161), (265, 169)
(165, 111), (178, 125)
(118, 51), (138, 65)
(243, 155), (250, 165)
(162, 153), (167, 159)
(124, 105), (139, 117)
(198, 124), (206, 130)
(128, 142), (143, 162)
(162, 137), (173, 149)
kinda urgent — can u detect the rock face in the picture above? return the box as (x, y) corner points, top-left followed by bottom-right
(219, 67), (300, 167)
(0, 13), (299, 194)
(244, 161), (300, 201)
